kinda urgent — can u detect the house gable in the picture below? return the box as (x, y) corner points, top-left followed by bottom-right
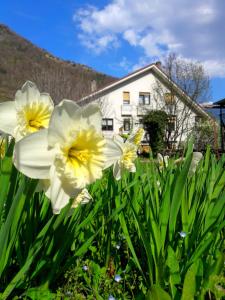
(78, 63), (213, 121)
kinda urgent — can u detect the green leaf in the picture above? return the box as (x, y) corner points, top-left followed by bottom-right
(0, 141), (14, 217)
(24, 287), (56, 300)
(166, 245), (181, 297)
(169, 152), (193, 240)
(181, 260), (200, 300)
(146, 285), (172, 300)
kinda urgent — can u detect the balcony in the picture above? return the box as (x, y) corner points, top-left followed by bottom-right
(121, 105), (133, 115)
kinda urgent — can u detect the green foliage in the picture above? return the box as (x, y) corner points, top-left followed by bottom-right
(0, 138), (225, 299)
(57, 259), (138, 299)
(143, 110), (168, 155)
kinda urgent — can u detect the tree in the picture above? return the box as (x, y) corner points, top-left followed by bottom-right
(192, 120), (217, 151)
(163, 53), (211, 103)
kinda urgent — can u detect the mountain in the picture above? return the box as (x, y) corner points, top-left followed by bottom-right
(0, 24), (116, 103)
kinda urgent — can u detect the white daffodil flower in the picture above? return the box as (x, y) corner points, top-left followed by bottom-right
(0, 81), (54, 141)
(127, 127), (145, 146)
(157, 153), (169, 170)
(66, 188), (92, 216)
(71, 188), (92, 209)
(107, 135), (137, 181)
(14, 100), (120, 214)
(189, 152), (203, 175)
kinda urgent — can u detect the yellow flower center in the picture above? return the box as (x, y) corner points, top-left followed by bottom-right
(55, 127), (106, 189)
(17, 102), (53, 137)
(68, 148), (91, 164)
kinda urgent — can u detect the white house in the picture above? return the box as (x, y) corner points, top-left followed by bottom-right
(78, 62), (214, 149)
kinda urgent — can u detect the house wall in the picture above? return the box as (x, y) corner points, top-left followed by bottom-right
(93, 69), (198, 145)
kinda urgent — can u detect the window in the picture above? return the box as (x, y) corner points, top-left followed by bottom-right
(123, 91), (130, 104)
(139, 92), (150, 105)
(168, 115), (176, 131)
(102, 118), (113, 131)
(164, 93), (175, 105)
(123, 118), (131, 131)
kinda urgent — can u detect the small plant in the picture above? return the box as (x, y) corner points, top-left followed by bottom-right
(57, 259), (139, 299)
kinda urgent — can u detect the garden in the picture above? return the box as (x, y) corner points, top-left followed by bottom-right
(0, 82), (224, 300)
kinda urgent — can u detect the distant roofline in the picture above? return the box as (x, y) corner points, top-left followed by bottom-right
(78, 62), (214, 121)
(214, 98), (225, 106)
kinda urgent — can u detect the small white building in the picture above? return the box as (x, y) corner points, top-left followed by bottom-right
(78, 62), (214, 149)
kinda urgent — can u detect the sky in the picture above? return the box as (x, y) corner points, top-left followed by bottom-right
(0, 0), (225, 102)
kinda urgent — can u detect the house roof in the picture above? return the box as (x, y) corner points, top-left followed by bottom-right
(78, 62), (213, 121)
(214, 98), (225, 106)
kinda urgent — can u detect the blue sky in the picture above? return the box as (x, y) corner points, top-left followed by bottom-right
(0, 0), (225, 102)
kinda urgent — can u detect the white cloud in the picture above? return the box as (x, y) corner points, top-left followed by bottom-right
(123, 30), (139, 46)
(203, 60), (225, 78)
(78, 33), (119, 54)
(118, 57), (132, 71)
(74, 0), (225, 77)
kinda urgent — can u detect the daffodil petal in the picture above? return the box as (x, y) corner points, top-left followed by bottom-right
(130, 164), (136, 173)
(48, 99), (80, 147)
(0, 101), (17, 136)
(114, 135), (125, 144)
(14, 129), (55, 179)
(48, 165), (72, 214)
(113, 161), (122, 181)
(127, 128), (145, 146)
(81, 103), (102, 132)
(189, 152), (203, 175)
(71, 188), (92, 209)
(157, 153), (163, 163)
(104, 138), (123, 169)
(40, 93), (54, 108)
(15, 81), (41, 109)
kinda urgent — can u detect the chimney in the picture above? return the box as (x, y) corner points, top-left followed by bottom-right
(91, 80), (97, 92)
(155, 61), (162, 68)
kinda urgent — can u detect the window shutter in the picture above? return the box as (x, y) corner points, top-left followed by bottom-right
(123, 92), (130, 101)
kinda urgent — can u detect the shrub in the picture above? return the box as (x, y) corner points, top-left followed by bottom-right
(143, 110), (168, 155)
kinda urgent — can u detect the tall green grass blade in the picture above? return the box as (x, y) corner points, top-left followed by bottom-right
(146, 285), (172, 300)
(181, 260), (200, 300)
(169, 153), (192, 240)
